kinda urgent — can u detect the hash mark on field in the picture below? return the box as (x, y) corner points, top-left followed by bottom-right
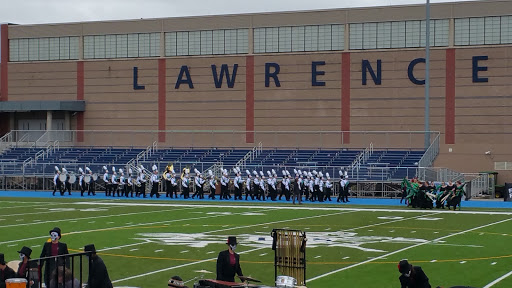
(263, 226), (268, 229)
(389, 230), (395, 232)
(411, 231), (416, 233)
(180, 250), (189, 253)
(32, 245), (41, 248)
(129, 249), (138, 251)
(88, 221), (95, 223)
(460, 261), (466, 264)
(222, 225), (228, 227)
(126, 222), (132, 225)
(325, 228), (331, 231)
(70, 221), (77, 223)
(315, 256), (322, 259)
(184, 224), (190, 226)
(479, 233), (484, 235)
(491, 262), (497, 265)
(107, 222), (114, 224)
(342, 256), (350, 259)
(433, 231), (439, 234)
(207, 251), (216, 254)
(368, 230), (373, 232)
(155, 249), (163, 253)
(430, 260), (437, 262)
(7, 244), (17, 247)
(259, 253), (267, 256)
(202, 225), (209, 227)
(16, 219), (24, 222)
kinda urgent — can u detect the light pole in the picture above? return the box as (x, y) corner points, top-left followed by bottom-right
(425, 0), (431, 150)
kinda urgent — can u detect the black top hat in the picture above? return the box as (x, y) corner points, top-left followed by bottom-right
(17, 246), (32, 258)
(226, 236), (238, 246)
(398, 259), (412, 274)
(49, 227), (62, 239)
(0, 253), (5, 265)
(84, 244), (96, 253)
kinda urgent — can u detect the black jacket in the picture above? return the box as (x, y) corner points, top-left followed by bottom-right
(40, 241), (70, 285)
(399, 266), (431, 288)
(0, 266), (16, 288)
(216, 250), (243, 282)
(88, 255), (113, 288)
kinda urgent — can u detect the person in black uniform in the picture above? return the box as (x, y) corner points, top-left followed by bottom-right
(84, 244), (113, 288)
(0, 253), (16, 288)
(216, 236), (243, 283)
(16, 246), (38, 287)
(40, 227), (69, 288)
(398, 259), (431, 288)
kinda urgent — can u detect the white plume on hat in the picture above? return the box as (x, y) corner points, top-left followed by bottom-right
(85, 167), (91, 173)
(294, 169), (298, 175)
(319, 172), (323, 178)
(209, 170), (213, 177)
(246, 169), (251, 176)
(326, 173), (330, 179)
(339, 170), (343, 177)
(103, 166), (108, 172)
(140, 164), (145, 170)
(282, 170), (287, 176)
(308, 172), (312, 177)
(62, 168), (67, 173)
(302, 171), (307, 176)
(152, 165), (158, 172)
(286, 170), (291, 176)
(259, 171), (264, 177)
(78, 168), (84, 173)
(112, 166), (116, 173)
(253, 170), (258, 176)
(119, 168), (123, 174)
(55, 166), (60, 172)
(137, 167), (142, 173)
(312, 170), (317, 176)
(194, 168), (201, 175)
(267, 171), (272, 177)
(271, 169), (276, 176)
(129, 168), (133, 174)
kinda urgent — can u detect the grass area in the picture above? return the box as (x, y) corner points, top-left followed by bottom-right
(0, 197), (511, 288)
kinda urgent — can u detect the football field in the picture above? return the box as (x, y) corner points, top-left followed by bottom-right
(0, 196), (511, 288)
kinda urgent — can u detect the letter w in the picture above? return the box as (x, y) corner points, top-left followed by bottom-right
(211, 64), (238, 88)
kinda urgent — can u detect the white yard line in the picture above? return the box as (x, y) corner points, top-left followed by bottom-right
(483, 271), (512, 288)
(76, 201), (512, 215)
(0, 208), (271, 246)
(97, 242), (150, 252)
(111, 210), (356, 284)
(307, 217), (512, 282)
(0, 207), (197, 229)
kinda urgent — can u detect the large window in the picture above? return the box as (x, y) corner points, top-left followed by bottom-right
(165, 28), (248, 56)
(84, 33), (160, 59)
(9, 36), (79, 62)
(455, 15), (512, 45)
(254, 24), (344, 53)
(350, 19), (448, 50)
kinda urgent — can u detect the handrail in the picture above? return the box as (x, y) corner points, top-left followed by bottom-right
(418, 133), (440, 168)
(0, 132), (13, 153)
(233, 142), (263, 171)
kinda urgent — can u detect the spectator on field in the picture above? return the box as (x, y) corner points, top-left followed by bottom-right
(40, 227), (70, 288)
(49, 266), (79, 288)
(216, 236), (243, 283)
(84, 244), (113, 288)
(398, 259), (431, 288)
(0, 253), (16, 288)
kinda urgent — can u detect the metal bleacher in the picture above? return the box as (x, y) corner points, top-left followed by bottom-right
(0, 146), (425, 181)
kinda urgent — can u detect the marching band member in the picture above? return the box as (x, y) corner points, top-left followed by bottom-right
(252, 171), (259, 200)
(150, 165), (160, 198)
(220, 169), (229, 200)
(233, 167), (243, 200)
(312, 170), (319, 202)
(325, 173), (333, 201)
(86, 167), (96, 196)
(308, 172), (314, 201)
(103, 166), (111, 196)
(126, 168), (134, 197)
(259, 171), (266, 201)
(62, 168), (72, 196)
(208, 170), (216, 199)
(119, 169), (126, 197)
(292, 169), (302, 204)
(111, 167), (118, 197)
(269, 170), (277, 201)
(164, 166), (173, 198)
(317, 172), (324, 202)
(278, 170), (288, 201)
(79, 168), (86, 197)
(53, 166), (62, 196)
(192, 168), (203, 199)
(170, 167), (178, 198)
(181, 168), (190, 199)
(138, 165), (147, 198)
(244, 170), (253, 200)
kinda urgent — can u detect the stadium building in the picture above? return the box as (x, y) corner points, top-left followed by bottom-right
(0, 0), (511, 182)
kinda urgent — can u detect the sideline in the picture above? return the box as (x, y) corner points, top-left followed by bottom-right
(307, 217), (512, 282)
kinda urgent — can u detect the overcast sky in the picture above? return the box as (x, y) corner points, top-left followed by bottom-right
(3, 0), (480, 25)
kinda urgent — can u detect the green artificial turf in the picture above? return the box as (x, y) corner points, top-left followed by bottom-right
(0, 198), (510, 288)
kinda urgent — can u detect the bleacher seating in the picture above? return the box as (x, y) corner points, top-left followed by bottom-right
(0, 146), (425, 180)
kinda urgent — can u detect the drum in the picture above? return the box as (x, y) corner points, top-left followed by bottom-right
(59, 174), (67, 182)
(69, 173), (76, 184)
(275, 275), (296, 288)
(84, 175), (91, 183)
(92, 174), (98, 181)
(5, 278), (27, 288)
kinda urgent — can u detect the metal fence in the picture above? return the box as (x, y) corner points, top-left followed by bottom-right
(4, 130), (439, 149)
